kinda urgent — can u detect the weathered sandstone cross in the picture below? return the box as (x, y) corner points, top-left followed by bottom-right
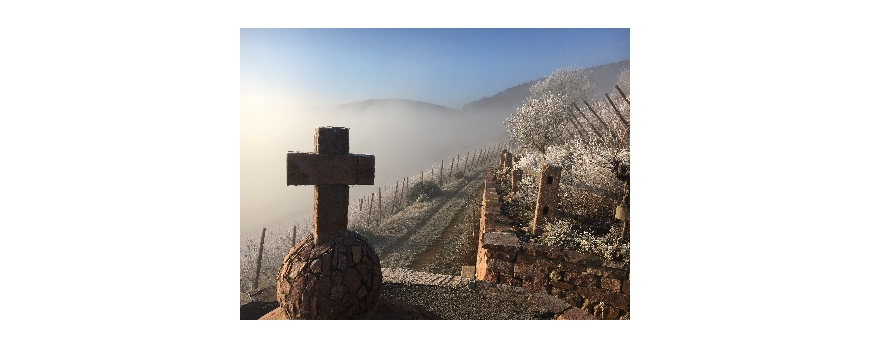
(286, 127), (375, 245)
(277, 127), (383, 319)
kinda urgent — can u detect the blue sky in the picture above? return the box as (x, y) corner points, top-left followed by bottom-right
(241, 28), (629, 109)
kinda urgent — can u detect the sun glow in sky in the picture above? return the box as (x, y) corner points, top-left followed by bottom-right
(241, 28), (629, 109)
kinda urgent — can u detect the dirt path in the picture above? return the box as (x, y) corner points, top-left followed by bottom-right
(377, 171), (482, 264)
(409, 180), (483, 272)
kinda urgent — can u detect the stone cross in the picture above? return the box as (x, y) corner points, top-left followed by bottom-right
(286, 127), (375, 245)
(531, 163), (562, 235)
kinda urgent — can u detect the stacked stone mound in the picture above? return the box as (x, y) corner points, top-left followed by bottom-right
(276, 230), (382, 319)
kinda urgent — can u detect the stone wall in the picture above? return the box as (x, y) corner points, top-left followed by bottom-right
(475, 168), (630, 320)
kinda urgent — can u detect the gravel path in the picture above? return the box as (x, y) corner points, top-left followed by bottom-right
(374, 170), (484, 268)
(411, 180), (483, 275)
(379, 268), (573, 320)
(243, 268), (581, 320)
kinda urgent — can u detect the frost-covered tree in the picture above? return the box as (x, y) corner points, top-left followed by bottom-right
(530, 67), (596, 103)
(506, 93), (569, 154)
(504, 65), (630, 243)
(506, 67), (597, 154)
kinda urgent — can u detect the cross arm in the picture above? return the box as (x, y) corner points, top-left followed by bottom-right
(286, 152), (375, 186)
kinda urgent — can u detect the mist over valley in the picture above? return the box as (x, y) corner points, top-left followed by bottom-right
(240, 60), (629, 244)
(240, 97), (507, 243)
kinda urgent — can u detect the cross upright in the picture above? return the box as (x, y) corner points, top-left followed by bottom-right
(286, 127), (375, 245)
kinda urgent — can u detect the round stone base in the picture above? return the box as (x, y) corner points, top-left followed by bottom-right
(276, 230), (382, 319)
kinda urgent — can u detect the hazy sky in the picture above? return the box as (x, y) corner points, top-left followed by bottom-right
(241, 28), (630, 109)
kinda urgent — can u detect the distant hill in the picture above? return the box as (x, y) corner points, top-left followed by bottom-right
(461, 79), (542, 115)
(462, 60), (629, 117)
(330, 60), (629, 121)
(335, 99), (462, 116)
(589, 60), (630, 99)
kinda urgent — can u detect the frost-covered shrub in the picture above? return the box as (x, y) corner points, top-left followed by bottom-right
(540, 218), (629, 263)
(540, 219), (575, 247)
(506, 172), (538, 224)
(352, 225), (377, 239)
(509, 138), (623, 225)
(407, 180), (441, 203)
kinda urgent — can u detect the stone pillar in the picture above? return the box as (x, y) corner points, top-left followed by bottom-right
(503, 151), (514, 171)
(500, 149), (507, 167)
(531, 163), (562, 235)
(511, 169), (523, 193)
(615, 205), (629, 221)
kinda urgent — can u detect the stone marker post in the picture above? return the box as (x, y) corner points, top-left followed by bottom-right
(500, 149), (507, 167)
(531, 163), (562, 235)
(503, 150), (514, 171)
(279, 126), (382, 319)
(511, 169), (523, 193)
(615, 179), (629, 243)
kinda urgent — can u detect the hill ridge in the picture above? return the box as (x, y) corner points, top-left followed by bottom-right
(334, 98), (460, 112)
(461, 59), (630, 114)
